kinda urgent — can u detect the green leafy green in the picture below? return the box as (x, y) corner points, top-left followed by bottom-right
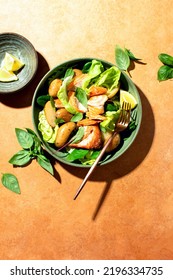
(9, 128), (54, 175)
(95, 66), (121, 92)
(15, 128), (33, 149)
(71, 127), (85, 144)
(115, 45), (130, 71)
(1, 173), (21, 194)
(157, 65), (173, 81)
(100, 110), (120, 132)
(9, 150), (31, 166)
(37, 95), (50, 107)
(64, 68), (74, 79)
(65, 149), (89, 162)
(82, 62), (92, 73)
(57, 75), (77, 114)
(82, 59), (104, 90)
(158, 53), (173, 81)
(36, 154), (54, 175)
(125, 48), (141, 61)
(158, 53), (173, 67)
(75, 87), (88, 108)
(70, 112), (83, 122)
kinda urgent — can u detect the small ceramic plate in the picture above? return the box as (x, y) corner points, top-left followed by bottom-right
(0, 32), (38, 94)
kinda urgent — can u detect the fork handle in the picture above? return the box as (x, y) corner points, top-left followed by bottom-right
(73, 131), (117, 200)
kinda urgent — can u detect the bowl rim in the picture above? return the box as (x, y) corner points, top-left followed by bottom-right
(32, 57), (142, 167)
(0, 32), (38, 94)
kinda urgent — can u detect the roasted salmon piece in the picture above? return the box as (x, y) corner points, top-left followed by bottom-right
(87, 105), (104, 116)
(87, 94), (108, 107)
(86, 105), (106, 120)
(69, 125), (102, 149)
(77, 119), (101, 126)
(67, 73), (88, 91)
(89, 85), (107, 97)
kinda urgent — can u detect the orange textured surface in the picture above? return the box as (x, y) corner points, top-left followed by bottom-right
(0, 0), (173, 260)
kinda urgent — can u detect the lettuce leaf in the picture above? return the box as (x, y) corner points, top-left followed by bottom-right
(57, 75), (77, 114)
(95, 66), (121, 92)
(38, 110), (58, 143)
(82, 59), (104, 90)
(100, 110), (120, 132)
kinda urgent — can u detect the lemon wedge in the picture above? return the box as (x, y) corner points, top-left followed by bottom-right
(120, 90), (137, 109)
(0, 67), (18, 82)
(1, 52), (24, 72)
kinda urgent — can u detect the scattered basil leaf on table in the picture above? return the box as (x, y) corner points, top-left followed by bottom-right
(9, 150), (31, 166)
(15, 128), (33, 149)
(157, 65), (173, 81)
(36, 154), (54, 175)
(115, 45), (130, 71)
(125, 48), (141, 61)
(158, 53), (173, 81)
(158, 53), (173, 67)
(9, 128), (54, 176)
(1, 173), (21, 194)
(115, 45), (142, 72)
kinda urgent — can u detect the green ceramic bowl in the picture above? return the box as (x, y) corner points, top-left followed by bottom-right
(32, 58), (142, 167)
(0, 32), (38, 94)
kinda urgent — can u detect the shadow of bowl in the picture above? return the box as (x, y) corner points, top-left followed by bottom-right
(60, 86), (155, 219)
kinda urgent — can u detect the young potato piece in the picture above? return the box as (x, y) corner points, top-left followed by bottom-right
(48, 78), (62, 97)
(55, 122), (76, 148)
(102, 131), (121, 152)
(55, 108), (72, 122)
(44, 101), (56, 127)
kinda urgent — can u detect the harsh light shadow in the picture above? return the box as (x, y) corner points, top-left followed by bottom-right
(62, 86), (155, 219)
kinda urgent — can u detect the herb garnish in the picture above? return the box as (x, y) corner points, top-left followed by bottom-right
(158, 53), (173, 81)
(1, 173), (21, 194)
(9, 128), (54, 175)
(115, 45), (142, 72)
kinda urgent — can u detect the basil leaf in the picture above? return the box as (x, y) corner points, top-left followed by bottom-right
(55, 118), (65, 124)
(36, 154), (54, 175)
(158, 53), (173, 67)
(157, 65), (173, 81)
(9, 150), (31, 166)
(71, 112), (83, 122)
(125, 48), (141, 61)
(71, 127), (84, 143)
(64, 68), (74, 79)
(82, 62), (92, 73)
(75, 87), (88, 108)
(1, 173), (21, 194)
(25, 128), (41, 154)
(115, 45), (130, 71)
(37, 95), (50, 107)
(25, 128), (38, 137)
(66, 149), (89, 162)
(15, 128), (34, 149)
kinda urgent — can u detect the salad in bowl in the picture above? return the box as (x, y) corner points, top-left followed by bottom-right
(32, 58), (142, 167)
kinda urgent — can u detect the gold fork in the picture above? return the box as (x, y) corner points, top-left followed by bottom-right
(73, 102), (131, 200)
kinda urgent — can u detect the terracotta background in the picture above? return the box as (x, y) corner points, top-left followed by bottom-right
(0, 0), (173, 260)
